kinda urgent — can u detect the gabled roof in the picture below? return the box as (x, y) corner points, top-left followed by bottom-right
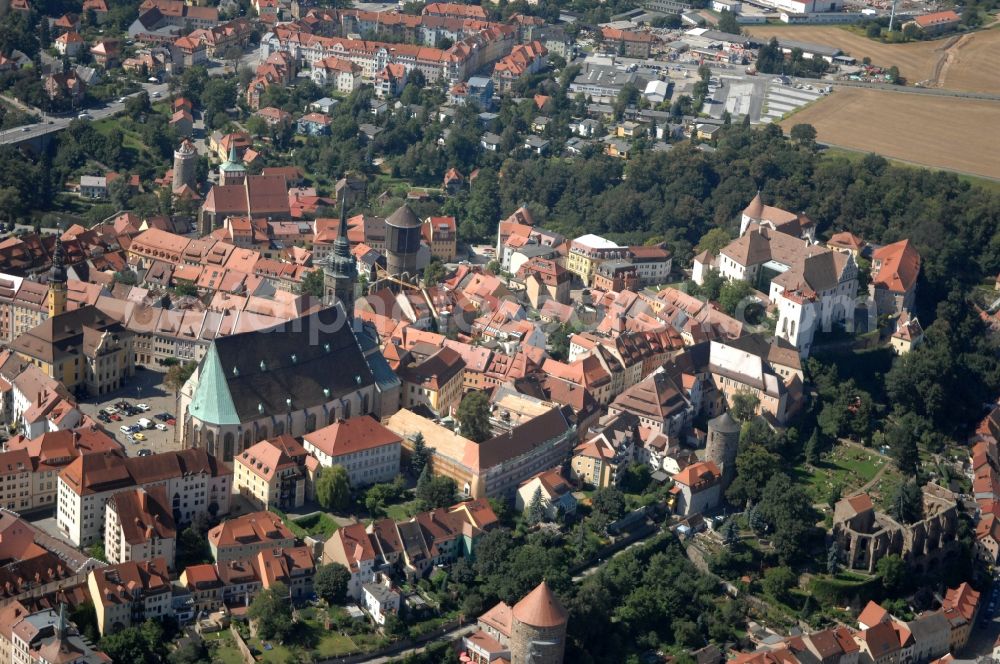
(872, 239), (921, 293)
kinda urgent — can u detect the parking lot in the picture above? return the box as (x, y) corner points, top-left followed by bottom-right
(76, 368), (182, 458)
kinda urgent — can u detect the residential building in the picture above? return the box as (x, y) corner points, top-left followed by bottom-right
(57, 448), (231, 547)
(397, 346), (466, 418)
(302, 416), (402, 487)
(375, 63), (407, 99)
(708, 338), (802, 425)
(422, 216), (458, 261)
(870, 239), (921, 317)
(104, 486), (177, 570)
(310, 55), (361, 92)
(492, 40), (547, 94)
(362, 576), (400, 625)
(940, 582), (979, 652)
(323, 522), (377, 600)
(233, 435), (313, 511)
(671, 461), (721, 516)
(386, 406), (577, 499)
(207, 510), (295, 564)
(890, 311), (923, 355)
(608, 372), (692, 438)
(600, 26), (655, 57)
(87, 558), (172, 635)
(570, 412), (638, 488)
(566, 234), (628, 286)
(515, 468), (577, 520)
(2, 604), (109, 664)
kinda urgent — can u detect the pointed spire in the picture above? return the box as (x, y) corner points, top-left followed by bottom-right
(337, 196), (348, 241)
(228, 142), (240, 165)
(745, 189), (764, 220)
(55, 602), (67, 640)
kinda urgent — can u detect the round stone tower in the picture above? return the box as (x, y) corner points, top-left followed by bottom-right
(706, 411), (741, 490)
(509, 581), (568, 664)
(172, 139), (198, 193)
(384, 204), (421, 278)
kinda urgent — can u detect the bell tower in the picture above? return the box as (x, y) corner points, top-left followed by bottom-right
(48, 237), (67, 318)
(322, 199), (357, 321)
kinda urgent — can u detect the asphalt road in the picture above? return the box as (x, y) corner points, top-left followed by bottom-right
(0, 80), (170, 146)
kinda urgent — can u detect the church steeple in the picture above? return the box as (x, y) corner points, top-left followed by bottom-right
(323, 199), (357, 321)
(48, 237), (67, 318)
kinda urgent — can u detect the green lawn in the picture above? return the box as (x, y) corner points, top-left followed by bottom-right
(287, 512), (339, 540)
(316, 633), (358, 657)
(795, 443), (889, 504)
(203, 632), (245, 664)
(384, 499), (422, 522)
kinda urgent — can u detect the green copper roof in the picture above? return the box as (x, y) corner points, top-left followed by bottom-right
(220, 143), (246, 173)
(189, 344), (241, 426)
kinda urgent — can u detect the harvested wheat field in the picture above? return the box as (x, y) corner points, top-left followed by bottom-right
(781, 88), (1000, 179)
(745, 25), (947, 85)
(935, 28), (1000, 94)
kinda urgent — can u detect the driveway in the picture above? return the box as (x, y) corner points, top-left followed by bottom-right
(75, 369), (183, 457)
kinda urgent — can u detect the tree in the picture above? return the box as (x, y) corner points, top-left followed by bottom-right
(176, 526), (212, 569)
(757, 473), (819, 564)
(729, 391), (759, 422)
(527, 486), (546, 525)
(696, 228), (731, 257)
(548, 322), (573, 361)
(462, 168), (500, 241)
(727, 444), (780, 506)
(456, 391), (491, 443)
(876, 554), (906, 593)
(717, 9), (741, 35)
(761, 566), (796, 603)
(789, 123), (817, 144)
(718, 279), (754, 316)
(164, 361), (196, 393)
(826, 541), (841, 574)
(804, 428), (821, 465)
(720, 518), (740, 546)
(423, 257), (447, 286)
(887, 480), (923, 524)
(100, 621), (165, 664)
(315, 465), (351, 512)
(592, 486), (626, 522)
(886, 412), (922, 475)
(301, 268), (324, 297)
(314, 563), (351, 605)
(417, 474), (457, 509)
(410, 432), (429, 476)
(365, 478), (405, 518)
(248, 583), (293, 641)
(169, 639), (209, 664)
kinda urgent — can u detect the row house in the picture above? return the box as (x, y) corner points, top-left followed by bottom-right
(323, 498), (497, 593)
(491, 40), (547, 94)
(57, 448), (231, 547)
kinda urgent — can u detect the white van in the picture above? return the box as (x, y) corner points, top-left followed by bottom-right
(137, 417), (154, 430)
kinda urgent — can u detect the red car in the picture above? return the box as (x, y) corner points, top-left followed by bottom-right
(110, 414), (121, 421)
(166, 418), (176, 426)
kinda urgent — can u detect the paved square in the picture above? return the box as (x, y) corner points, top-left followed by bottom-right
(76, 368), (184, 457)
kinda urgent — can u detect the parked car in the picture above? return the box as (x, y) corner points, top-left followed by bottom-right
(104, 407), (117, 414)
(155, 423), (168, 431)
(119, 425), (131, 434)
(155, 413), (169, 421)
(138, 449), (152, 456)
(133, 432), (147, 441)
(110, 413), (121, 421)
(166, 418), (176, 426)
(136, 403), (150, 412)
